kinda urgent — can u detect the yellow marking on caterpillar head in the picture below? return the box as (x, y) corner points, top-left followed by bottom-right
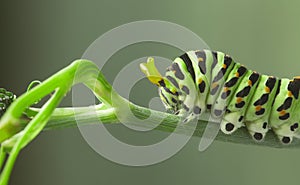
(140, 57), (164, 86)
(140, 57), (177, 92)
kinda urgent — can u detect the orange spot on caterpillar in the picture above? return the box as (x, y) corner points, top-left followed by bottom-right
(212, 82), (218, 89)
(198, 57), (204, 62)
(198, 78), (203, 84)
(222, 64), (227, 68)
(288, 91), (292, 97)
(265, 87), (270, 93)
(236, 97), (243, 103)
(248, 80), (252, 86)
(255, 105), (262, 111)
(235, 72), (239, 77)
(279, 110), (286, 116)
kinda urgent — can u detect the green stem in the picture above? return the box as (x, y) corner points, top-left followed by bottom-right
(0, 59), (116, 143)
(44, 104), (118, 130)
(0, 89), (67, 185)
(0, 59), (120, 185)
(44, 103), (300, 149)
(0, 146), (6, 171)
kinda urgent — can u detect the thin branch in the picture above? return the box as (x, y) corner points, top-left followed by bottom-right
(0, 147), (6, 172)
(45, 103), (300, 149)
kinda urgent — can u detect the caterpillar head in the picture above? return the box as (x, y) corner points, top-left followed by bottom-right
(140, 57), (180, 113)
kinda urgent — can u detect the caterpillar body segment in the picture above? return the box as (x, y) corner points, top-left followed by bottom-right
(140, 50), (300, 144)
(270, 77), (300, 143)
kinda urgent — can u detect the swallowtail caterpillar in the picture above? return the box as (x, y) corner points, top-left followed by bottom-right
(140, 50), (300, 144)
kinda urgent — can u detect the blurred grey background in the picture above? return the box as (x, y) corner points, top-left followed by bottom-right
(1, 0), (300, 185)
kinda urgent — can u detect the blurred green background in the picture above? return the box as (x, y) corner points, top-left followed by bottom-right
(1, 0), (300, 185)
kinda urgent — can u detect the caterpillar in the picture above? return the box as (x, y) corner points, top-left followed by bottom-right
(0, 88), (16, 117)
(140, 50), (300, 144)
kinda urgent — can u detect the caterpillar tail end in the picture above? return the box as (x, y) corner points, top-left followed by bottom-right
(140, 57), (163, 86)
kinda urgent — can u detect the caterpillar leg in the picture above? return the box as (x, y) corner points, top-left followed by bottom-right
(245, 118), (269, 142)
(272, 122), (299, 144)
(182, 103), (205, 123)
(220, 120), (239, 134)
(220, 112), (244, 134)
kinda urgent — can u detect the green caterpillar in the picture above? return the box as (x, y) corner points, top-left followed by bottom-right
(140, 50), (300, 144)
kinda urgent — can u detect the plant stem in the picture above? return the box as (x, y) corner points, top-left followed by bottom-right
(44, 104), (118, 130)
(0, 59), (120, 185)
(0, 147), (6, 171)
(44, 102), (300, 149)
(0, 89), (68, 185)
